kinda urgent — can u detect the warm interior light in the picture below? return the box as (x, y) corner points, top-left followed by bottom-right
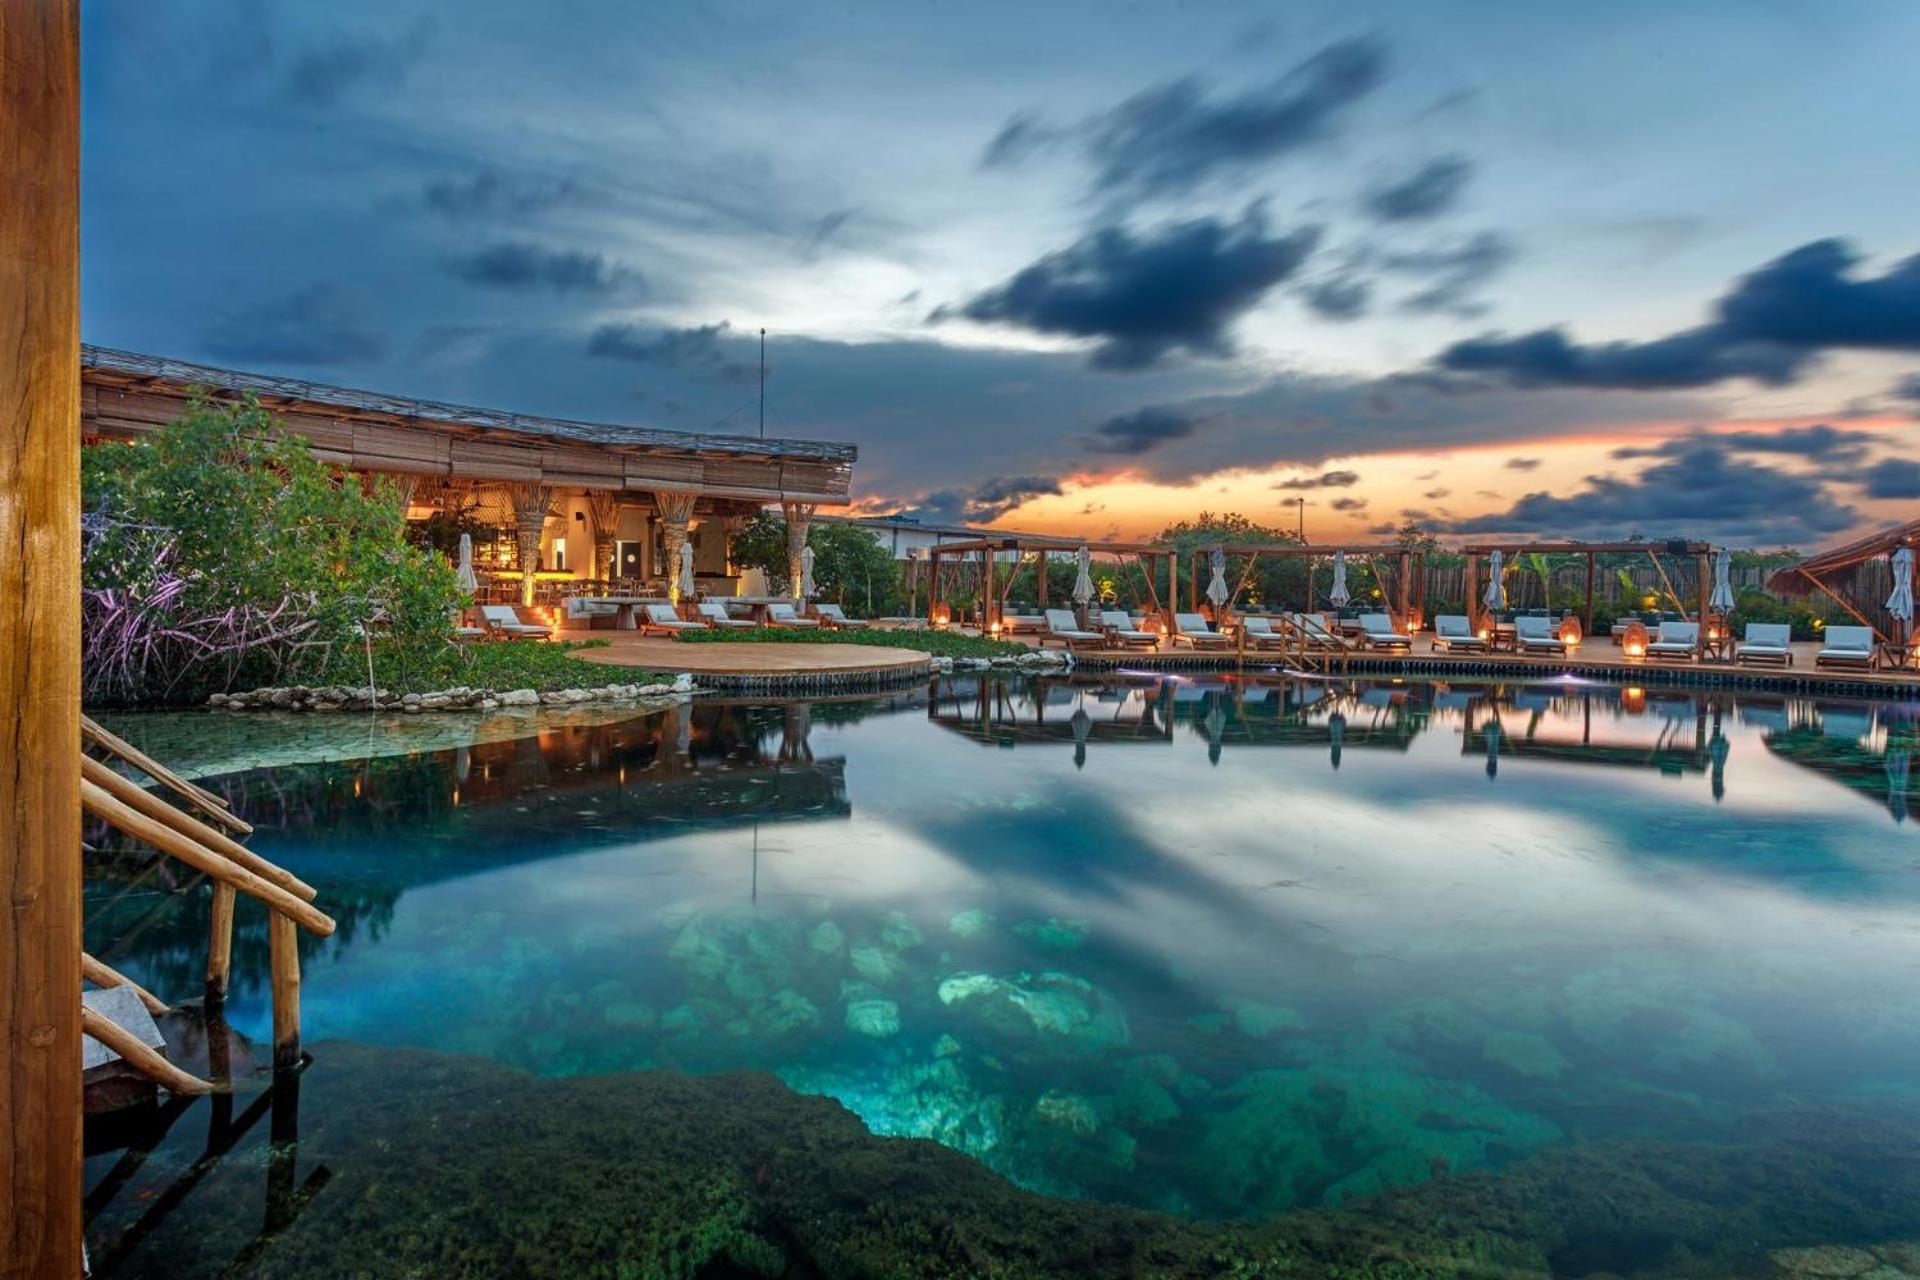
(1622, 685), (1647, 714)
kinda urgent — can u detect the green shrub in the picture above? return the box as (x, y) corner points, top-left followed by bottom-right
(728, 515), (905, 616)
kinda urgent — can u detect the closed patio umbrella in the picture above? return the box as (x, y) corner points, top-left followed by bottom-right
(1329, 550), (1350, 608)
(1327, 710), (1345, 771)
(1204, 695), (1227, 766)
(1484, 720), (1501, 779)
(679, 540), (697, 601)
(1072, 544), (1094, 607)
(1887, 546), (1914, 642)
(1710, 548), (1735, 614)
(455, 532), (479, 593)
(1887, 746), (1910, 825)
(1484, 550), (1507, 613)
(1071, 706), (1092, 771)
(1206, 548), (1229, 608)
(799, 544), (815, 599)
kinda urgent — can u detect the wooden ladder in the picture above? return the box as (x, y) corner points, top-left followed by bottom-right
(81, 717), (336, 1093)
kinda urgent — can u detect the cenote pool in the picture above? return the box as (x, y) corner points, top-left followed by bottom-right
(83, 673), (1920, 1278)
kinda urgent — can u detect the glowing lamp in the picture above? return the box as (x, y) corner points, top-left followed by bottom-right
(1556, 614), (1583, 645)
(988, 619), (1003, 638)
(1621, 619), (1649, 659)
(1622, 685), (1646, 714)
(932, 603), (952, 628)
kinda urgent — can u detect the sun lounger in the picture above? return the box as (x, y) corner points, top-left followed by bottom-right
(1645, 620), (1699, 661)
(814, 603), (871, 630)
(766, 602), (821, 629)
(1235, 615), (1291, 650)
(1513, 614), (1572, 655)
(1098, 610), (1159, 649)
(1818, 704), (1874, 740)
(479, 604), (552, 639)
(641, 603), (707, 635)
(1815, 625), (1876, 670)
(1172, 612), (1234, 649)
(1043, 608), (1105, 649)
(696, 601), (758, 630)
(1432, 614), (1485, 652)
(1734, 622), (1793, 666)
(1357, 613), (1411, 651)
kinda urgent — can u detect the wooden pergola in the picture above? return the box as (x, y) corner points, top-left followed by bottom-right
(1767, 518), (1920, 652)
(924, 535), (1177, 628)
(1460, 540), (1713, 650)
(1190, 543), (1424, 625)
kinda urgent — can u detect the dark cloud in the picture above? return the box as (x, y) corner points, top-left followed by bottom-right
(937, 205), (1319, 370)
(588, 321), (751, 381)
(448, 243), (641, 294)
(1423, 487), (1451, 500)
(422, 170), (588, 221)
(201, 286), (385, 366)
(1504, 457), (1541, 471)
(1329, 496), (1368, 512)
(1082, 406), (1201, 456)
(1383, 231), (1516, 317)
(1861, 458), (1920, 499)
(1300, 275), (1371, 321)
(1892, 373), (1920, 401)
(1362, 155), (1473, 223)
(905, 474), (1065, 524)
(284, 18), (434, 107)
(1436, 238), (1920, 390)
(1613, 424), (1873, 465)
(1273, 469), (1361, 490)
(1446, 439), (1859, 542)
(983, 38), (1387, 200)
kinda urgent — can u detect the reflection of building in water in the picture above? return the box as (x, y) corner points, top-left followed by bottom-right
(1754, 697), (1917, 822)
(1457, 685), (1719, 779)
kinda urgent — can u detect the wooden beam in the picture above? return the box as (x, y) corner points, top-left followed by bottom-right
(80, 954), (168, 1019)
(1, 3), (83, 1273)
(80, 1007), (213, 1098)
(83, 716), (250, 835)
(80, 758), (313, 901)
(207, 883), (236, 1005)
(270, 914), (301, 1073)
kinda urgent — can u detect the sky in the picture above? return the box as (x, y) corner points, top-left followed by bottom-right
(79, 0), (1920, 549)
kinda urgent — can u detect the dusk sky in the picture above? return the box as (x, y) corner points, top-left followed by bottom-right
(81, 1), (1920, 548)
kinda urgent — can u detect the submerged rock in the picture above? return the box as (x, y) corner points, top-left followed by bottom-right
(1034, 1091), (1101, 1137)
(1481, 1030), (1570, 1080)
(1014, 917), (1089, 952)
(807, 920), (846, 954)
(937, 970), (1130, 1057)
(844, 998), (902, 1038)
(948, 907), (994, 939)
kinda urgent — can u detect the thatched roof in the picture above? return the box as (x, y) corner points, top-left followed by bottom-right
(1767, 519), (1920, 596)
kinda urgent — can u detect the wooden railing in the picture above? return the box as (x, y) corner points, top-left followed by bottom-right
(82, 719), (334, 1087)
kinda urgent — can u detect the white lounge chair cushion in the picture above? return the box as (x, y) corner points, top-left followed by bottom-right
(1097, 611), (1156, 640)
(766, 605), (820, 627)
(1818, 625), (1874, 655)
(1173, 613), (1230, 642)
(1042, 609), (1102, 640)
(644, 605), (705, 630)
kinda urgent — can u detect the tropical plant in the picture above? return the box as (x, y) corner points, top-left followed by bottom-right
(727, 514), (905, 616)
(82, 394), (463, 704)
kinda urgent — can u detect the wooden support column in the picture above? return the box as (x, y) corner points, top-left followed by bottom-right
(584, 491), (619, 582)
(1466, 553), (1480, 632)
(1165, 552), (1178, 629)
(1584, 552), (1596, 637)
(1, 4), (82, 1273)
(1697, 550), (1711, 658)
(654, 490), (698, 603)
(269, 912), (301, 1073)
(1035, 551), (1048, 606)
(779, 500), (814, 602)
(207, 882), (237, 1004)
(505, 483), (554, 607)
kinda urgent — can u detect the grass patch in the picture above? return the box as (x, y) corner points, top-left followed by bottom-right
(674, 627), (1029, 659)
(324, 638), (666, 694)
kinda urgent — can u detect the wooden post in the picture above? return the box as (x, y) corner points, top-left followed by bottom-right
(658, 490), (700, 604)
(208, 882), (237, 1004)
(1035, 550), (1048, 607)
(505, 483), (555, 607)
(1165, 552), (1177, 630)
(1584, 552), (1596, 638)
(1, 3), (83, 1273)
(1465, 553), (1479, 632)
(778, 500), (814, 603)
(269, 912), (302, 1072)
(1697, 550), (1711, 658)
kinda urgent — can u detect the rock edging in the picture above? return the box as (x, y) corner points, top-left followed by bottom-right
(930, 651), (1074, 674)
(208, 673), (696, 714)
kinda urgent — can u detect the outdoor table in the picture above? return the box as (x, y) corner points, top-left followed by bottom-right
(573, 595), (668, 630)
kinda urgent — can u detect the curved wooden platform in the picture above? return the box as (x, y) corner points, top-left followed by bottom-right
(572, 635), (932, 691)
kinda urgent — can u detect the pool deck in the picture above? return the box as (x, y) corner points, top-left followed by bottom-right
(569, 632), (934, 692)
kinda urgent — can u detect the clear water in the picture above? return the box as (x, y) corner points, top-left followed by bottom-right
(82, 673), (1920, 1272)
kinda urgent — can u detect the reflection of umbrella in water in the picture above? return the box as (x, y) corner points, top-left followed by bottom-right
(1888, 747), (1910, 825)
(1328, 711), (1345, 770)
(1483, 720), (1501, 779)
(1071, 706), (1092, 770)
(1708, 727), (1729, 802)
(1204, 696), (1227, 766)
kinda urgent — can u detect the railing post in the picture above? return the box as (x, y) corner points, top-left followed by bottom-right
(207, 882), (236, 1006)
(269, 911), (301, 1072)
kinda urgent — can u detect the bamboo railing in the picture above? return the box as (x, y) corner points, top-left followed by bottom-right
(82, 727), (335, 1085)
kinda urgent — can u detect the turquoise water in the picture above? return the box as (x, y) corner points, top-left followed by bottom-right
(82, 674), (1920, 1272)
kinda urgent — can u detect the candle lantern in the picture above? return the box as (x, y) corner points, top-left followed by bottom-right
(1621, 619), (1649, 659)
(1556, 614), (1583, 645)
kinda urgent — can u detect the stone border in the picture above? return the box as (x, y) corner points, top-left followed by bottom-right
(208, 676), (696, 714)
(1070, 650), (1920, 698)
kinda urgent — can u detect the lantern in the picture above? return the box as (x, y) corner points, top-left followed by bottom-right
(1556, 614), (1583, 645)
(932, 603), (952, 628)
(1621, 619), (1649, 659)
(1622, 685), (1647, 714)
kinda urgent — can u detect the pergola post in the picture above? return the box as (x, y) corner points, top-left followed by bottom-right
(780, 500), (814, 602)
(1697, 549), (1711, 658)
(1, 2), (83, 1272)
(505, 483), (555, 607)
(585, 491), (619, 582)
(655, 490), (698, 603)
(1466, 553), (1481, 633)
(1584, 552), (1595, 637)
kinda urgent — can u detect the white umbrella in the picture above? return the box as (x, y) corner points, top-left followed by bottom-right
(799, 544), (815, 599)
(1887, 747), (1910, 825)
(1886, 546), (1914, 624)
(1710, 548), (1735, 613)
(1483, 549), (1507, 612)
(1206, 548), (1229, 608)
(1072, 544), (1094, 606)
(1327, 711), (1345, 771)
(679, 540), (696, 600)
(1204, 695), (1227, 765)
(1329, 550), (1350, 608)
(1070, 706), (1092, 771)
(455, 532), (478, 593)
